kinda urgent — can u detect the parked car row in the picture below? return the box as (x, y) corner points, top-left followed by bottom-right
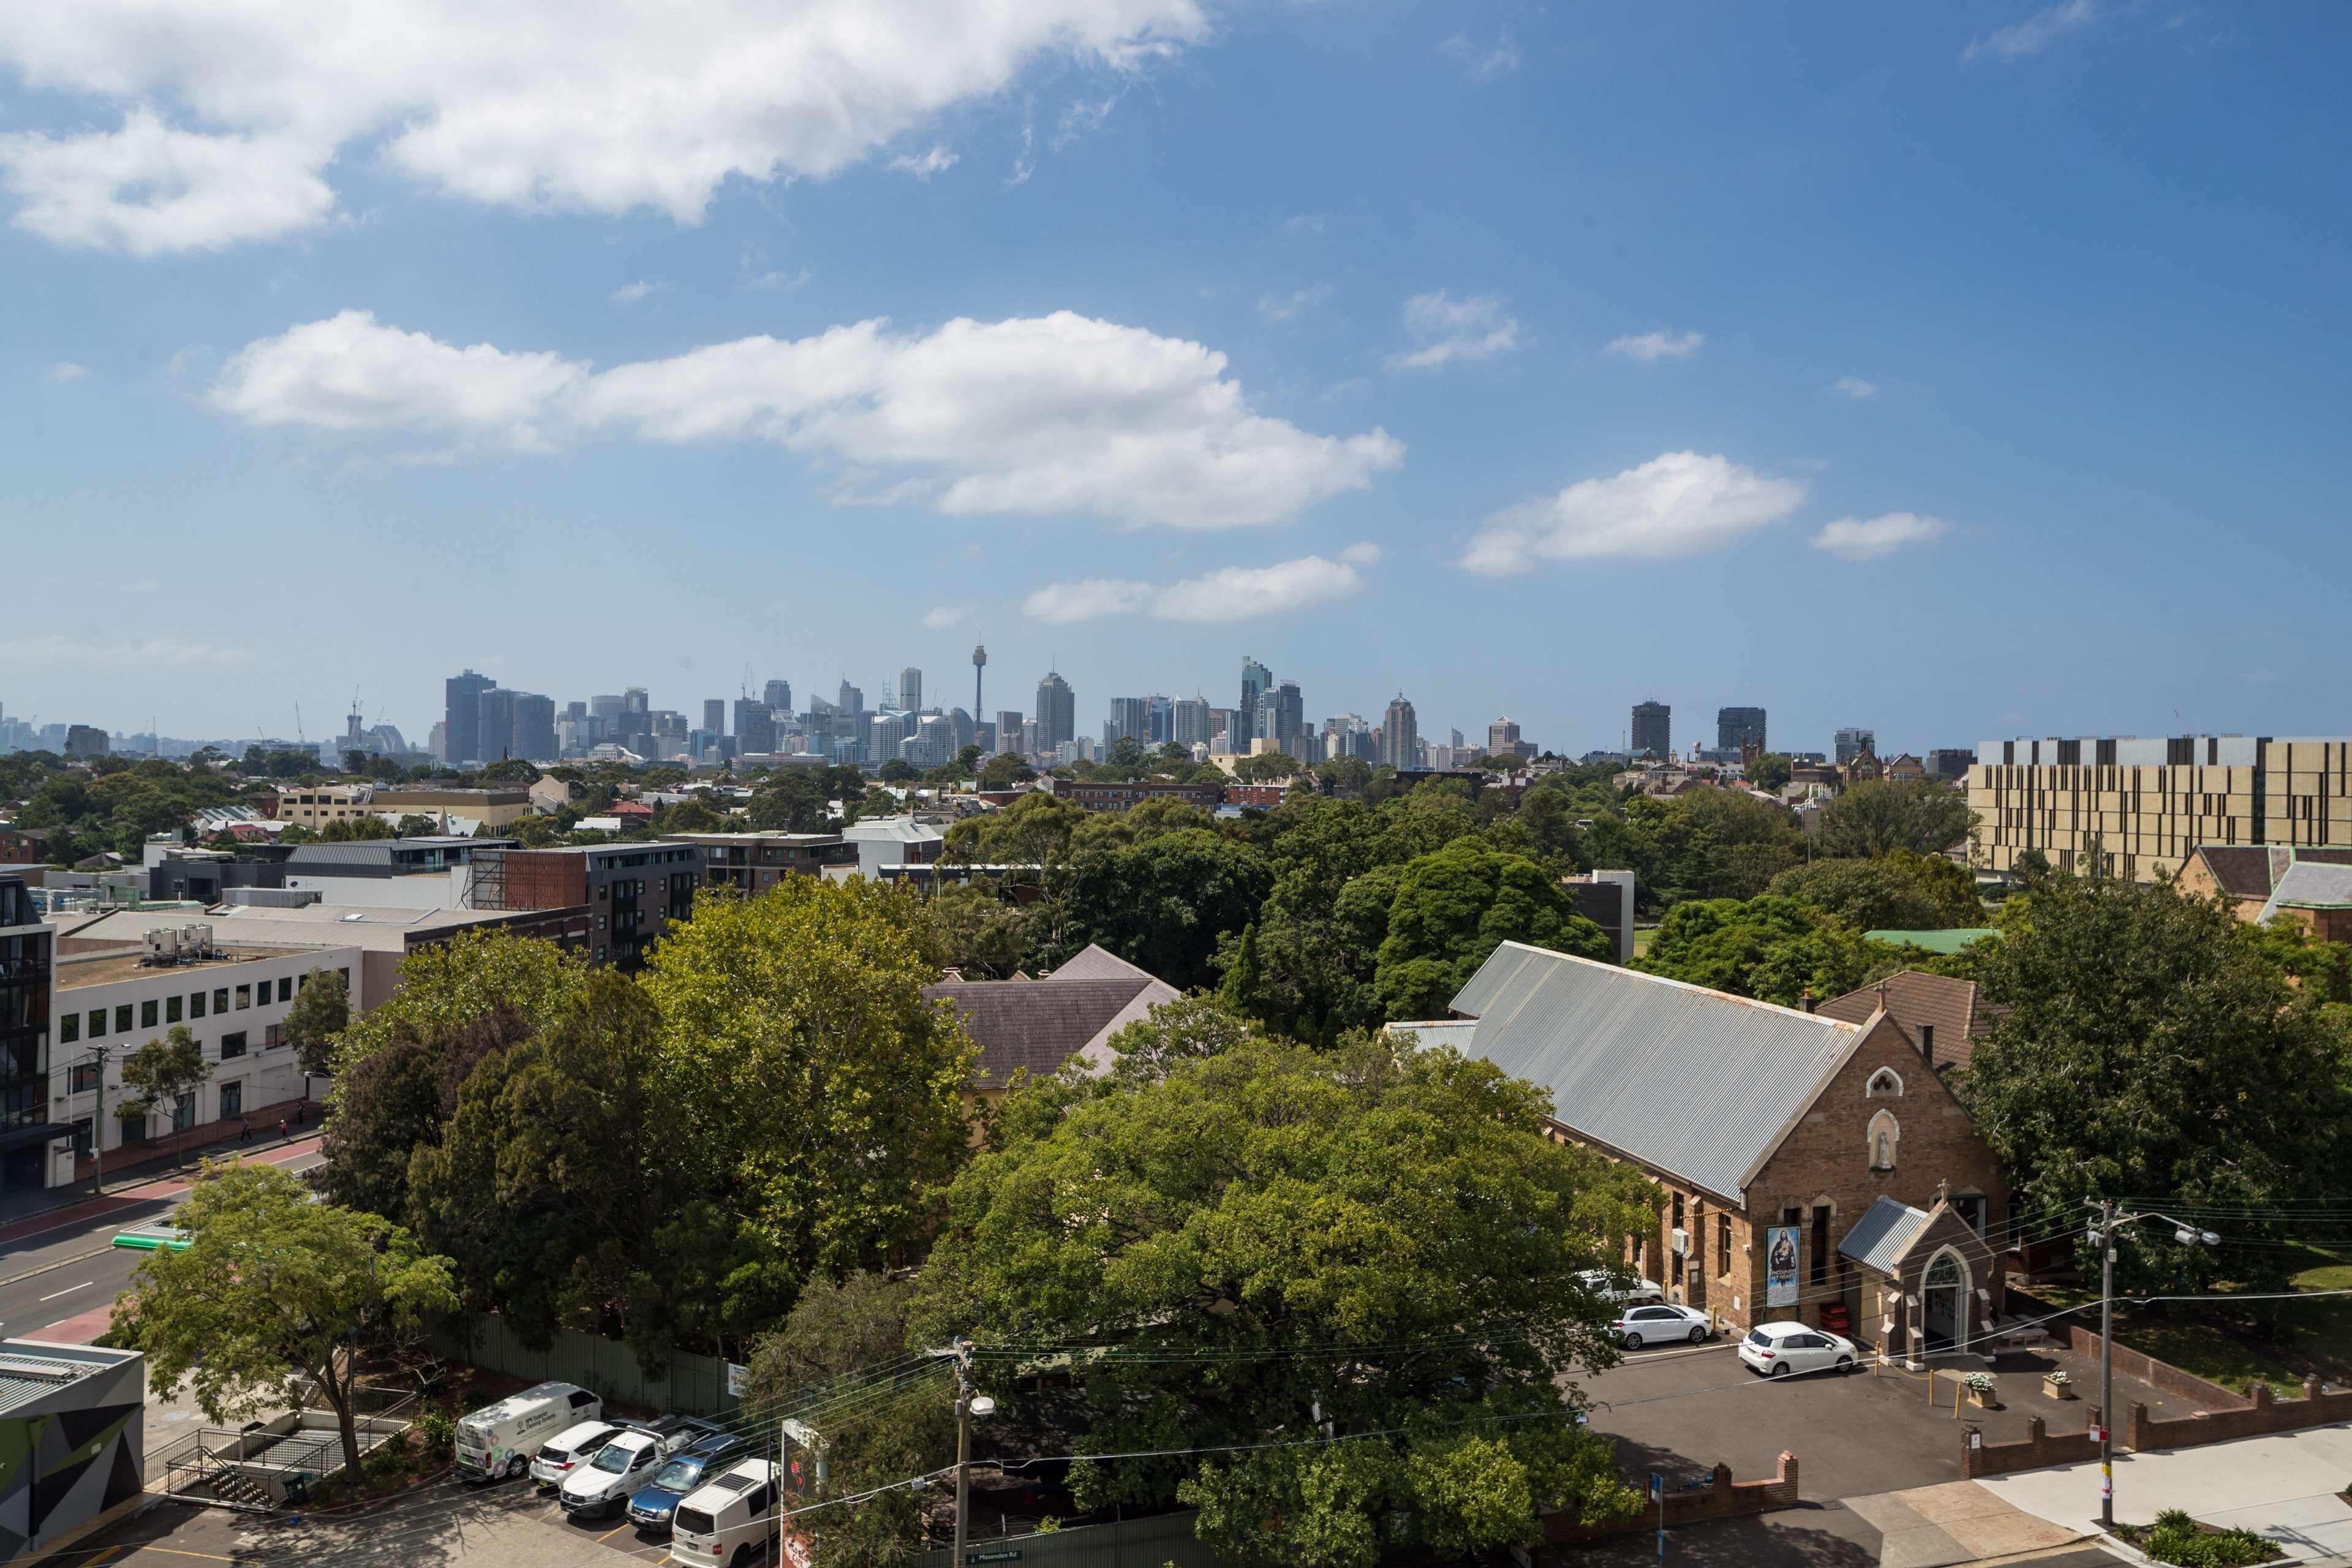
(1592, 1295), (1864, 1376)
(454, 1380), (786, 1563)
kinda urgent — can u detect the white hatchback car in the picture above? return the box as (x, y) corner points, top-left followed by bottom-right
(1614, 1302), (1711, 1349)
(531, 1420), (621, 1488)
(1739, 1321), (1858, 1377)
(1578, 1270), (1666, 1305)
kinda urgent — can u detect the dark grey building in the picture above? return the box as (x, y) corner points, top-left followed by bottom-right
(1928, 748), (1977, 780)
(513, 693), (556, 762)
(1717, 706), (1767, 755)
(444, 669), (496, 764)
(1035, 672), (1075, 752)
(0, 878), (61, 1188)
(703, 699), (726, 735)
(1106, 697), (1148, 745)
(1630, 700), (1672, 759)
(477, 687), (516, 763)
(734, 697), (777, 755)
(1238, 657), (1273, 747)
(764, 679), (792, 715)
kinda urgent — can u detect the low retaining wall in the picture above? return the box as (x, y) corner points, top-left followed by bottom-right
(1543, 1453), (1799, 1545)
(2007, 1294), (2244, 1412)
(1963, 1411), (2105, 1479)
(2131, 1378), (2352, 1452)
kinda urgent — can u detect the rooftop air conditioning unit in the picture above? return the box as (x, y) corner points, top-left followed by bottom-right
(143, 929), (179, 965)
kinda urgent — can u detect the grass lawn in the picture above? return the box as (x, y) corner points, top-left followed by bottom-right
(2051, 1243), (2352, 1398)
(1631, 926), (1658, 958)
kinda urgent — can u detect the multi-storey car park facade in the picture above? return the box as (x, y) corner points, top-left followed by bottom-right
(1969, 735), (2352, 881)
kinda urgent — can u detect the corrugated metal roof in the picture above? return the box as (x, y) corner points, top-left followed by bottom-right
(1384, 1020), (1480, 1052)
(1448, 943), (1863, 1202)
(2264, 861), (2352, 918)
(1838, 1195), (1931, 1274)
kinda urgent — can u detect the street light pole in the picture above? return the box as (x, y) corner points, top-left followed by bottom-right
(952, 1338), (972, 1568)
(2097, 1198), (2115, 1531)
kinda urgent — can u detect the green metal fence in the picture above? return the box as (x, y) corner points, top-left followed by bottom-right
(434, 1313), (741, 1417)
(914, 1512), (1229, 1568)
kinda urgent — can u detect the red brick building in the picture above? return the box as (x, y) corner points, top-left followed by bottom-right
(1444, 944), (2007, 1359)
(1047, 778), (1224, 813)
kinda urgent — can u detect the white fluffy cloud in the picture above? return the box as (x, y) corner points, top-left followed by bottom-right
(1809, 512), (1951, 560)
(1025, 547), (1375, 624)
(1964, 0), (2100, 60)
(1460, 451), (1806, 573)
(1606, 329), (1705, 362)
(1438, 31), (1521, 82)
(45, 361), (89, 382)
(0, 1), (1207, 252)
(1389, 291), (1520, 369)
(0, 636), (253, 668)
(1833, 375), (1880, 399)
(211, 308), (1402, 527)
(922, 605), (968, 629)
(608, 281), (668, 306)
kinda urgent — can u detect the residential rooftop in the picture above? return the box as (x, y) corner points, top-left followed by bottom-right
(57, 943), (305, 990)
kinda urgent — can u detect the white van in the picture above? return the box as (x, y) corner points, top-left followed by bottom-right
(668, 1458), (780, 1567)
(455, 1382), (603, 1482)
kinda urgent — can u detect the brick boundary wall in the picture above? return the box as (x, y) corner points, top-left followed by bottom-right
(2130, 1378), (2352, 1453)
(70, 1094), (320, 1183)
(1542, 1453), (1799, 1545)
(2007, 1292), (2247, 1412)
(1964, 1410), (2105, 1479)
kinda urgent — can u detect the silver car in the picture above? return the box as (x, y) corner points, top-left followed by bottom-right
(1614, 1302), (1711, 1349)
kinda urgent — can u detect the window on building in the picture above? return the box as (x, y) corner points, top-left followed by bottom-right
(166, 994), (183, 1023)
(265, 1024), (282, 1048)
(89, 1009), (106, 1038)
(1810, 1207), (1829, 1289)
(221, 1031), (246, 1060)
(59, 1013), (78, 1044)
(213, 989), (228, 1014)
(219, 1080), (243, 1120)
(191, 990), (206, 1019)
(1670, 1250), (1684, 1286)
(1717, 1214), (1732, 1276)
(277, 976), (292, 1003)
(141, 999), (159, 1028)
(1671, 1192), (1685, 1230)
(114, 1004), (132, 1033)
(70, 1118), (91, 1156)
(69, 1062), (100, 1094)
(1920, 1025), (1936, 1062)
(120, 1114), (149, 1147)
(172, 1095), (197, 1134)
(1866, 1067), (1904, 1098)
(235, 984), (251, 1011)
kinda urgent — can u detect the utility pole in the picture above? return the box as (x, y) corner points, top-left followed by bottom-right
(87, 1044), (110, 1196)
(2097, 1197), (2114, 1531)
(952, 1338), (973, 1567)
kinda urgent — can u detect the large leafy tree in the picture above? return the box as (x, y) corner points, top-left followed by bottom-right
(1768, 850), (1985, 932)
(1634, 894), (1904, 1006)
(1960, 872), (2352, 1294)
(910, 1036), (1654, 1568)
(282, 965), (350, 1079)
(638, 880), (978, 1311)
(1816, 779), (1975, 859)
(1374, 842), (1611, 1019)
(119, 1025), (210, 1126)
(116, 1163), (458, 1478)
(1065, 828), (1273, 990)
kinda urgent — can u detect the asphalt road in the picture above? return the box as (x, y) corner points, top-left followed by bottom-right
(0, 1144), (323, 1340)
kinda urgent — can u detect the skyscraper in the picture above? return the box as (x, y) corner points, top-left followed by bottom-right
(1834, 727), (1875, 764)
(735, 697), (778, 755)
(1035, 671), (1075, 751)
(839, 680), (865, 716)
(1630, 700), (1672, 759)
(703, 699), (727, 736)
(764, 679), (792, 714)
(1717, 707), (1768, 755)
(478, 687), (518, 761)
(1380, 695), (1419, 771)
(995, 709), (1025, 756)
(1172, 696), (1212, 749)
(443, 669), (496, 765)
(1487, 718), (1523, 760)
(1238, 657), (1273, 746)
(1106, 697), (1148, 744)
(513, 693), (557, 762)
(1265, 680), (1304, 755)
(900, 667), (924, 714)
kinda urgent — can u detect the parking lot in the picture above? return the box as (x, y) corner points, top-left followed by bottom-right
(34, 1471), (790, 1568)
(1577, 1336), (2199, 1504)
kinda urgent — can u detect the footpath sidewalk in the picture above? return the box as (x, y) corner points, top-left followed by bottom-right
(0, 1131), (326, 1249)
(1980, 1422), (2352, 1562)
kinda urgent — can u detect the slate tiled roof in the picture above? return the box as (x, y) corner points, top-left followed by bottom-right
(1449, 943), (1864, 1204)
(924, 944), (1178, 1090)
(2263, 861), (2352, 919)
(1818, 971), (1985, 1071)
(2195, 845), (2352, 901)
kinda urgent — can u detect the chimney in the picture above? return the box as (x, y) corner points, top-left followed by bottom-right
(1800, 987), (1815, 1014)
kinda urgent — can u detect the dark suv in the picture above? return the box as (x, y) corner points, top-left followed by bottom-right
(624, 1423), (748, 1535)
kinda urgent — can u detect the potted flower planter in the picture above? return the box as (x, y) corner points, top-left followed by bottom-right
(1964, 1374), (1997, 1408)
(2043, 1371), (2074, 1400)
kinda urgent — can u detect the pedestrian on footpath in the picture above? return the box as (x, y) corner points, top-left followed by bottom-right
(278, 1117), (288, 1142)
(239, 1119), (250, 1143)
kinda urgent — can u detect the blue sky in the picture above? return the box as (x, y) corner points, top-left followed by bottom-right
(3, 1), (2346, 758)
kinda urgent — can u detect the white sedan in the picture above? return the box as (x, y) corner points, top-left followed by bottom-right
(1614, 1302), (1712, 1349)
(1738, 1321), (1858, 1377)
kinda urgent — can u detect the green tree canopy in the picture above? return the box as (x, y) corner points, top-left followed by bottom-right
(1768, 850), (1985, 932)
(1634, 894), (1904, 1006)
(638, 880), (978, 1308)
(1064, 827), (1273, 990)
(1373, 842), (1612, 1020)
(119, 1025), (210, 1121)
(1959, 872), (2352, 1295)
(282, 966), (350, 1078)
(909, 1035), (1654, 1567)
(116, 1163), (458, 1477)
(1816, 779), (1975, 859)
(1746, 753), (1793, 792)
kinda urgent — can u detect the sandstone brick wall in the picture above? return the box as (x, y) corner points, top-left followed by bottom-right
(1542, 1453), (1800, 1545)
(2130, 1379), (2352, 1451)
(1964, 1411), (2104, 1478)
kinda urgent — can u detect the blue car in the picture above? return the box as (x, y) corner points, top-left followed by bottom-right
(624, 1428), (752, 1535)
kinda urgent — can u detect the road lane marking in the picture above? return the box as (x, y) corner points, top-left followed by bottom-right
(37, 1280), (94, 1303)
(0, 1248), (112, 1290)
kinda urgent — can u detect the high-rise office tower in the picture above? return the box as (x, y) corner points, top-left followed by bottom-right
(839, 680), (865, 716)
(995, 710), (1024, 756)
(1380, 695), (1419, 771)
(1717, 707), (1768, 755)
(703, 699), (727, 736)
(1107, 697), (1148, 744)
(1487, 718), (1522, 759)
(764, 680), (792, 714)
(478, 687), (518, 761)
(443, 669), (496, 764)
(1238, 657), (1273, 745)
(1265, 680), (1304, 753)
(590, 694), (624, 726)
(899, 668), (924, 714)
(1172, 696), (1212, 749)
(1834, 727), (1875, 764)
(513, 694), (557, 761)
(1630, 700), (1672, 758)
(1035, 671), (1075, 751)
(734, 697), (778, 755)
(871, 713), (907, 760)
